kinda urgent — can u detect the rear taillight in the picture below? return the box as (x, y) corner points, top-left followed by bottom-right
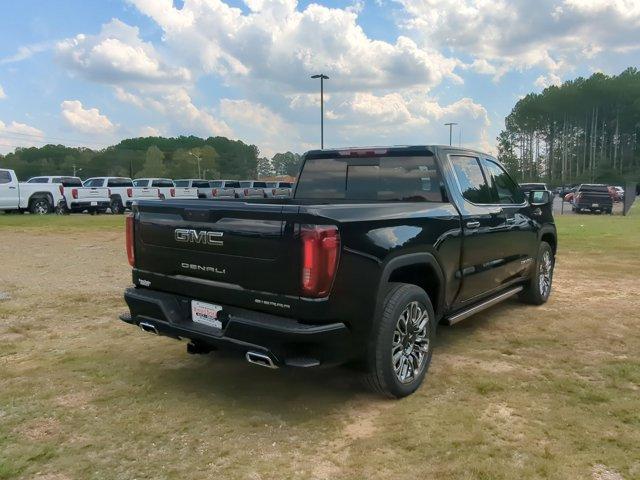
(300, 225), (340, 298)
(157, 189), (162, 198)
(71, 188), (78, 199)
(125, 213), (135, 267)
(272, 188), (277, 195)
(127, 187), (133, 197)
(59, 185), (64, 196)
(170, 188), (175, 197)
(244, 188), (249, 196)
(212, 188), (218, 197)
(575, 193), (582, 201)
(108, 188), (111, 196)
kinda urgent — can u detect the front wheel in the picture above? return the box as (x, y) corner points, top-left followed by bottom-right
(29, 197), (51, 215)
(519, 242), (554, 305)
(363, 283), (435, 398)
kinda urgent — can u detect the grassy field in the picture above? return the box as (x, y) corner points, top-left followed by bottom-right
(0, 211), (639, 479)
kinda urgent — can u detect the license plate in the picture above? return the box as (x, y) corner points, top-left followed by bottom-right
(91, 201), (98, 206)
(191, 300), (223, 330)
(592, 203), (599, 208)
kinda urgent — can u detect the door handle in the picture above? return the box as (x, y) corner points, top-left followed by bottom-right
(9, 186), (16, 189)
(466, 220), (480, 229)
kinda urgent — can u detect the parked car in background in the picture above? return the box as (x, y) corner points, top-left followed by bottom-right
(209, 180), (241, 199)
(133, 178), (198, 199)
(120, 145), (557, 398)
(265, 181), (293, 198)
(174, 179), (215, 199)
(519, 183), (548, 196)
(558, 185), (577, 198)
(572, 184), (613, 214)
(0, 169), (63, 214)
(613, 186), (624, 202)
(238, 180), (267, 198)
(84, 177), (160, 213)
(22, 176), (111, 214)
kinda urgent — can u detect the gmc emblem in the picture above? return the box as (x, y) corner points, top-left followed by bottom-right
(174, 228), (224, 246)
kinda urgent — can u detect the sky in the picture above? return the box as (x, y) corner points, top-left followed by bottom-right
(0, 0), (639, 158)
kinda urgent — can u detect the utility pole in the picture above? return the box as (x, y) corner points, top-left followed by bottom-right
(189, 151), (202, 179)
(444, 122), (458, 146)
(311, 74), (329, 149)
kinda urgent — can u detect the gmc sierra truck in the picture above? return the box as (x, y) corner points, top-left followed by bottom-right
(120, 146), (557, 398)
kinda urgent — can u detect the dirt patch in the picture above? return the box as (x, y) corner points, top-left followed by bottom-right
(16, 417), (61, 441)
(592, 464), (624, 480)
(54, 390), (94, 409)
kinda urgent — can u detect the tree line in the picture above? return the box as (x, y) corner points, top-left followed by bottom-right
(498, 68), (640, 186)
(0, 135), (303, 181)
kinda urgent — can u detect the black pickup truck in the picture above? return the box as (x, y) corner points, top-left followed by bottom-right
(120, 146), (556, 398)
(571, 183), (613, 214)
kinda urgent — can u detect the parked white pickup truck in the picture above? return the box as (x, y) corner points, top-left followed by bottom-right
(133, 178), (199, 199)
(25, 176), (110, 214)
(83, 177), (160, 213)
(0, 169), (59, 214)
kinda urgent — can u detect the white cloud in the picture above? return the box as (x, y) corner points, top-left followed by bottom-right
(56, 19), (191, 85)
(0, 120), (45, 154)
(61, 100), (115, 134)
(139, 126), (162, 137)
(0, 85), (6, 100)
(0, 41), (52, 65)
(534, 73), (563, 89)
(396, 0), (640, 78)
(129, 0), (461, 92)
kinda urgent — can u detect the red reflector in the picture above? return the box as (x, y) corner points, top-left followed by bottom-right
(170, 188), (175, 197)
(71, 188), (78, 199)
(127, 187), (133, 197)
(300, 225), (340, 297)
(125, 213), (135, 267)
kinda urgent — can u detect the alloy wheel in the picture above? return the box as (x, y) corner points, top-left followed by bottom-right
(392, 301), (430, 384)
(538, 250), (553, 297)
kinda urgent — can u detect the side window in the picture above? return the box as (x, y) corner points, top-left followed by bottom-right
(28, 177), (48, 183)
(450, 155), (493, 204)
(482, 159), (525, 204)
(0, 170), (12, 184)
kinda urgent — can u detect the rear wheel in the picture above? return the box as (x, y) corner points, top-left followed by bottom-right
(363, 283), (435, 398)
(110, 197), (124, 214)
(519, 242), (554, 305)
(29, 197), (51, 215)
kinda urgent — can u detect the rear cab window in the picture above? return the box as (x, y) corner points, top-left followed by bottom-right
(174, 180), (189, 187)
(151, 179), (174, 187)
(107, 178), (134, 188)
(295, 154), (444, 202)
(133, 179), (150, 187)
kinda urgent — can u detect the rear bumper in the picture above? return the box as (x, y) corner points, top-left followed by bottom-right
(69, 200), (110, 211)
(575, 201), (612, 210)
(121, 287), (352, 368)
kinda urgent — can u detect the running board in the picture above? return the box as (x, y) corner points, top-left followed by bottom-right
(444, 286), (524, 326)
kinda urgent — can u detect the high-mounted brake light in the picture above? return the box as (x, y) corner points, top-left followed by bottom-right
(125, 213), (135, 267)
(300, 225), (340, 298)
(170, 188), (176, 197)
(126, 187), (133, 197)
(71, 188), (78, 199)
(338, 148), (388, 157)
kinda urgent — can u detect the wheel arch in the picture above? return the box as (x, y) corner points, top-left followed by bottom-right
(28, 192), (54, 207)
(377, 253), (445, 320)
(539, 227), (557, 255)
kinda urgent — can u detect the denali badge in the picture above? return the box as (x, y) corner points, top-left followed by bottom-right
(175, 228), (223, 246)
(181, 262), (226, 275)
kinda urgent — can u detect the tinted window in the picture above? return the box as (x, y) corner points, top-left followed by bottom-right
(192, 181), (209, 188)
(482, 159), (525, 204)
(579, 184), (608, 193)
(266, 182), (277, 188)
(152, 179), (173, 187)
(253, 181), (267, 188)
(60, 177), (83, 187)
(107, 178), (133, 187)
(84, 179), (103, 187)
(0, 170), (12, 184)
(296, 156), (443, 202)
(28, 177), (49, 183)
(133, 179), (149, 187)
(210, 181), (223, 187)
(450, 156), (493, 204)
(224, 181), (240, 188)
(240, 181), (252, 188)
(174, 180), (189, 187)
(279, 182), (292, 188)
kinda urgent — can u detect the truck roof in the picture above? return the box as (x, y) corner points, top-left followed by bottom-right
(304, 145), (496, 159)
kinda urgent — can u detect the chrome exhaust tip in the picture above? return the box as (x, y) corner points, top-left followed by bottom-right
(245, 351), (278, 369)
(139, 322), (158, 335)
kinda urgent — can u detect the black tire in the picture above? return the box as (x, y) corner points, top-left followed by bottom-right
(363, 283), (435, 399)
(55, 202), (70, 215)
(110, 197), (124, 214)
(29, 196), (51, 215)
(519, 242), (554, 305)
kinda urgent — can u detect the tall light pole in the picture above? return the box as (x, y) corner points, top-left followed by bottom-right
(189, 151), (202, 178)
(311, 74), (329, 149)
(444, 122), (458, 146)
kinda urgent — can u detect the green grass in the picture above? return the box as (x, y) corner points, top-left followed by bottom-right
(0, 208), (639, 479)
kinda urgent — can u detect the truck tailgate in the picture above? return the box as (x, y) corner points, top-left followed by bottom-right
(75, 187), (109, 200)
(134, 200), (298, 295)
(133, 187), (160, 199)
